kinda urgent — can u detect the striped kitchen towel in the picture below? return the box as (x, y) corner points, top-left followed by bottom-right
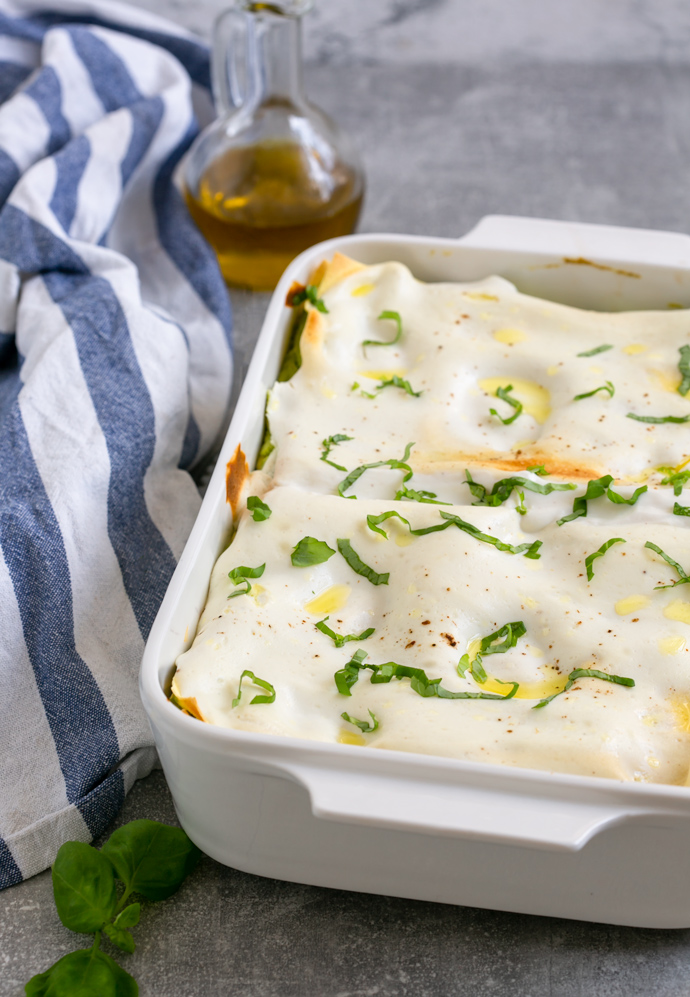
(0, 0), (232, 888)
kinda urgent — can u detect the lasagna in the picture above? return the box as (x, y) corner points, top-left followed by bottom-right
(171, 254), (690, 785)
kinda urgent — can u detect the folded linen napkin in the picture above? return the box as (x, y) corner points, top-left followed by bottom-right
(0, 0), (232, 888)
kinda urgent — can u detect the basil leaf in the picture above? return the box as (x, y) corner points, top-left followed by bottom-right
(395, 483), (451, 505)
(644, 540), (690, 589)
(291, 537), (335, 566)
(577, 344), (613, 357)
(489, 384), (523, 425)
(362, 309), (403, 348)
(52, 842), (116, 933)
(515, 490), (527, 515)
(113, 903), (140, 929)
(439, 511), (543, 558)
(228, 563), (265, 597)
(316, 616), (375, 647)
(287, 284), (328, 312)
(246, 496), (271, 521)
(278, 310), (307, 382)
(341, 709), (379, 733)
(627, 413), (690, 424)
(101, 819), (201, 903)
(526, 464), (549, 475)
(103, 922), (136, 954)
(25, 949), (135, 997)
(320, 434), (353, 471)
(533, 668), (635, 709)
(607, 484), (647, 505)
(232, 669), (276, 708)
(678, 344), (690, 396)
(585, 537), (626, 581)
(674, 502), (690, 517)
(371, 374), (422, 397)
(334, 648), (368, 695)
(366, 509), (413, 539)
(337, 442), (415, 498)
(370, 660), (516, 700)
(660, 467), (690, 495)
(480, 621), (527, 655)
(464, 469), (576, 507)
(337, 538), (389, 585)
(557, 475), (613, 525)
(573, 380), (614, 401)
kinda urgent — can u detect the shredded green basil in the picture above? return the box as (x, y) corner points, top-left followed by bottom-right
(659, 467), (690, 495)
(362, 310), (402, 349)
(459, 622), (526, 685)
(489, 384), (523, 425)
(678, 344), (690, 396)
(227, 563), (265, 598)
(291, 537), (336, 567)
(316, 616), (375, 648)
(370, 375), (422, 397)
(627, 413), (690, 424)
(337, 538), (389, 585)
(644, 540), (690, 589)
(395, 483), (451, 505)
(232, 670), (276, 708)
(584, 537), (626, 581)
(673, 502), (690, 517)
(340, 710), (379, 733)
(576, 344), (614, 357)
(334, 651), (518, 700)
(337, 442), (415, 498)
(464, 469), (575, 507)
(557, 475), (647, 525)
(526, 464), (549, 475)
(533, 668), (634, 709)
(573, 381), (614, 401)
(320, 433), (353, 472)
(246, 496), (272, 521)
(287, 284), (328, 313)
(365, 508), (542, 558)
(515, 490), (527, 515)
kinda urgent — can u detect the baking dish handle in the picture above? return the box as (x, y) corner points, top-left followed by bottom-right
(283, 763), (635, 853)
(458, 214), (690, 268)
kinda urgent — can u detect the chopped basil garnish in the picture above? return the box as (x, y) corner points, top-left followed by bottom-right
(246, 496), (272, 521)
(232, 670), (276, 708)
(515, 490), (527, 515)
(228, 563), (266, 598)
(573, 380), (614, 401)
(337, 538), (389, 585)
(362, 310), (403, 349)
(489, 384), (523, 425)
(395, 483), (451, 505)
(291, 537), (336, 567)
(674, 502), (690, 517)
(678, 345), (690, 396)
(526, 464), (549, 475)
(584, 537), (626, 581)
(337, 441), (415, 498)
(576, 344), (614, 357)
(341, 709), (379, 733)
(533, 668), (634, 709)
(459, 622), (526, 686)
(644, 540), (690, 590)
(334, 651), (518, 700)
(627, 413), (690, 424)
(365, 508), (542, 558)
(464, 469), (575, 507)
(369, 375), (421, 397)
(557, 475), (646, 525)
(287, 284), (328, 313)
(659, 467), (690, 495)
(316, 616), (375, 648)
(320, 433), (353, 471)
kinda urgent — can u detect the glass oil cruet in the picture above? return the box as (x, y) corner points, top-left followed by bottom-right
(184, 0), (365, 291)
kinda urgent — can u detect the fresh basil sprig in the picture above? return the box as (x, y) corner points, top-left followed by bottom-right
(577, 344), (613, 357)
(25, 821), (200, 996)
(316, 616), (375, 647)
(228, 563), (266, 598)
(232, 669), (276, 707)
(362, 309), (403, 349)
(678, 344), (690, 396)
(584, 537), (626, 581)
(489, 384), (523, 425)
(341, 709), (379, 733)
(337, 538), (389, 585)
(533, 668), (634, 709)
(573, 380), (614, 401)
(644, 540), (690, 589)
(337, 441), (415, 498)
(557, 475), (646, 525)
(464, 469), (575, 507)
(246, 496), (272, 521)
(320, 434), (353, 471)
(291, 537), (335, 566)
(627, 412), (690, 424)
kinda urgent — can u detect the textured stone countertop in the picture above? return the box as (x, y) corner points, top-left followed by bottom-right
(6, 1), (690, 995)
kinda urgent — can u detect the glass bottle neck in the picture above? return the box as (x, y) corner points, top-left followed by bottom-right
(247, 12), (304, 108)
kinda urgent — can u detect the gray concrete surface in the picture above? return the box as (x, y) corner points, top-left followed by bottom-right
(6, 1), (690, 994)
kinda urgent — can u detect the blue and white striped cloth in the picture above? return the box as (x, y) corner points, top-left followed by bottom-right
(0, 0), (232, 888)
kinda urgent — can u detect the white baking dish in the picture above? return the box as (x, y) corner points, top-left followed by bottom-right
(140, 215), (690, 928)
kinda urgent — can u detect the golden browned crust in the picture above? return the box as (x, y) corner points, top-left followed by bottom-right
(302, 308), (324, 350)
(411, 449), (604, 481)
(313, 252), (366, 295)
(226, 444), (249, 513)
(177, 695), (205, 722)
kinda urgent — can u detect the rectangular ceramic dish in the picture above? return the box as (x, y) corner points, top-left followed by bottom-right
(140, 215), (690, 928)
